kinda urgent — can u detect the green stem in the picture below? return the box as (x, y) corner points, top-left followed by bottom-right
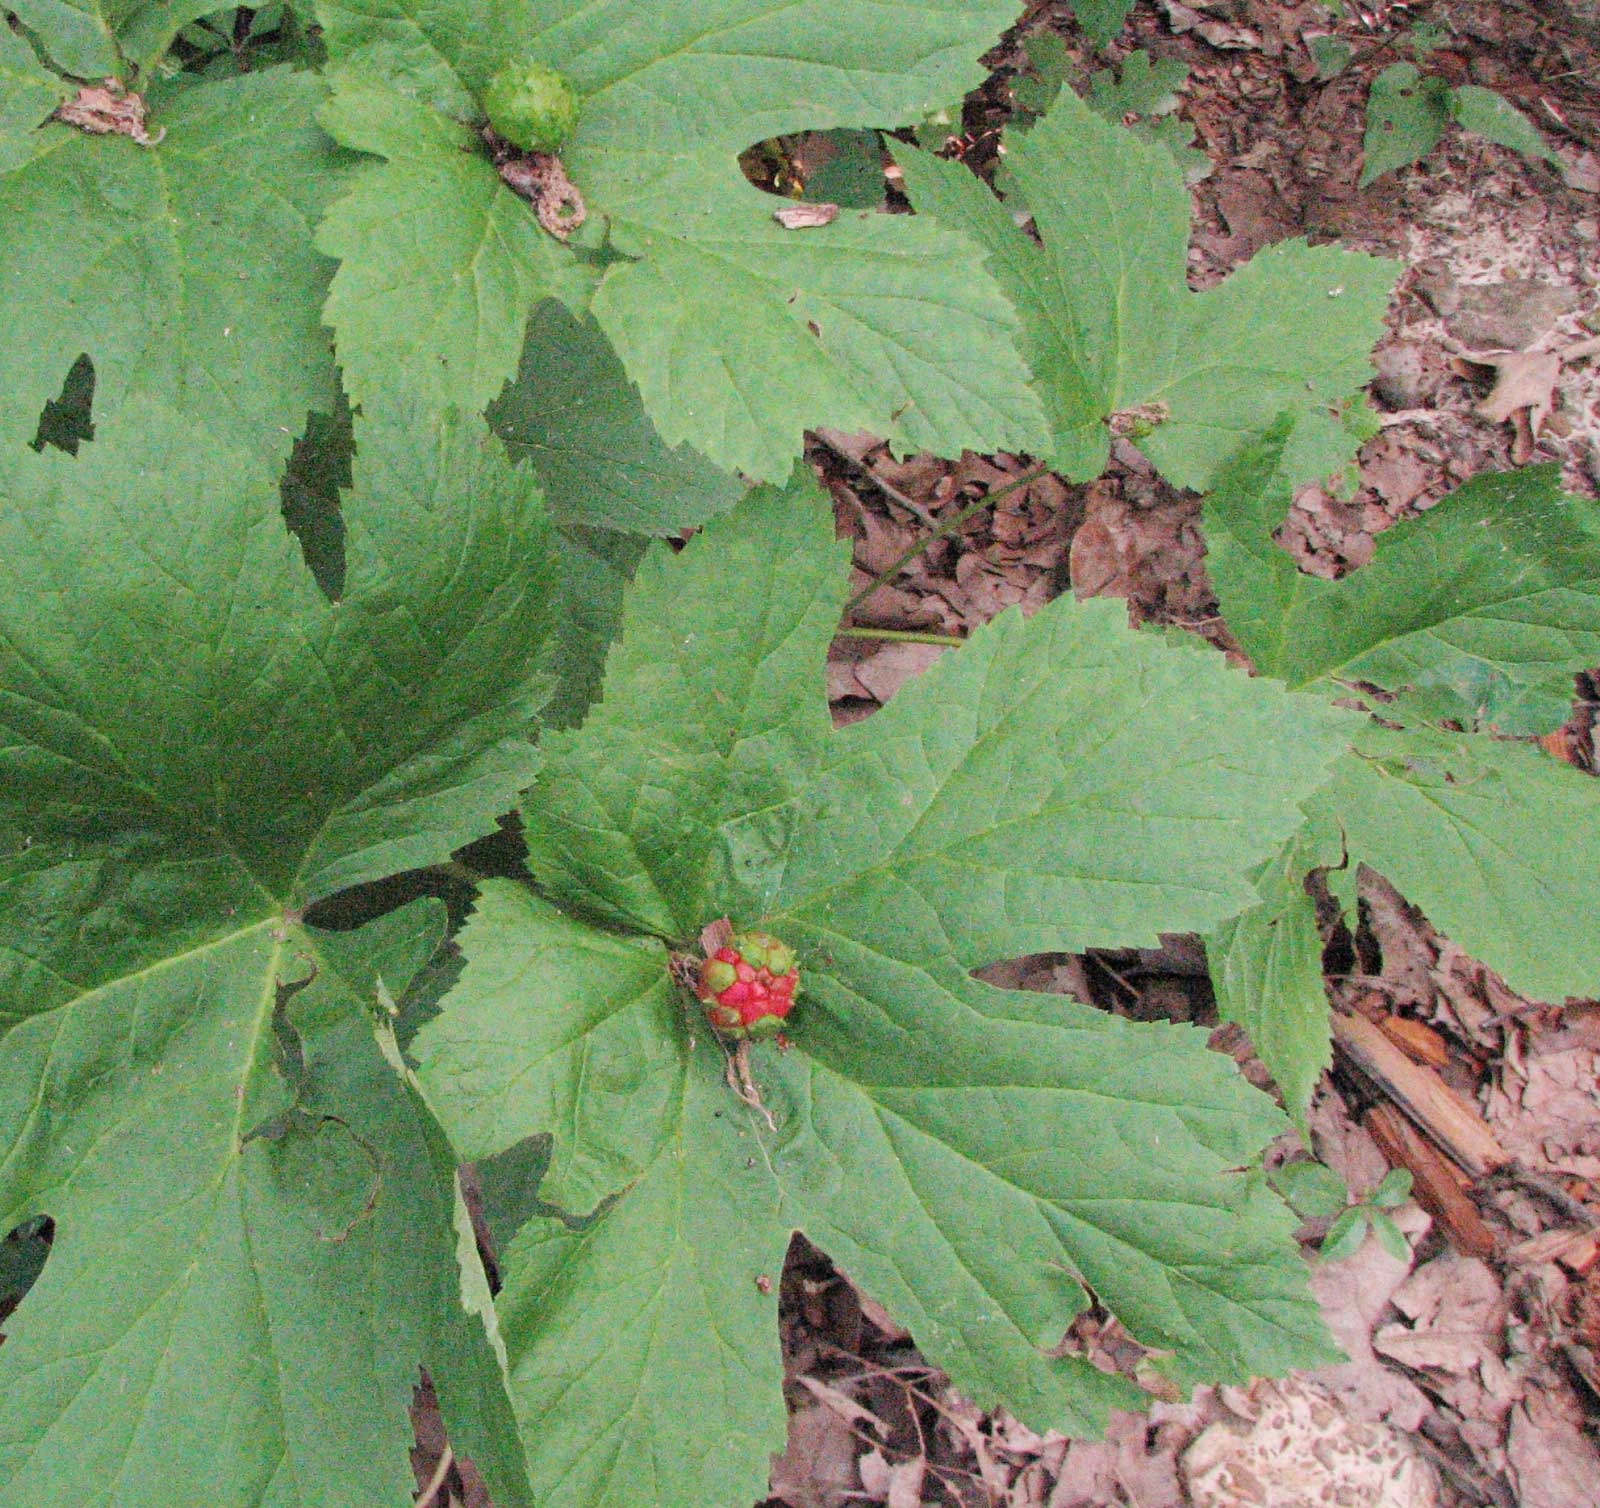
(842, 466), (1050, 618)
(834, 626), (965, 647)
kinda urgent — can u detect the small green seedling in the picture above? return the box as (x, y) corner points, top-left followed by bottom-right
(1272, 1160), (1414, 1263)
(1362, 62), (1556, 185)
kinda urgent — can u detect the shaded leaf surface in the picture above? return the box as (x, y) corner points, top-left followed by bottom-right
(490, 300), (746, 533)
(0, 401), (560, 1505)
(416, 476), (1350, 1508)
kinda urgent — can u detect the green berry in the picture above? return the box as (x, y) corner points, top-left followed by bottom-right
(483, 60), (579, 154)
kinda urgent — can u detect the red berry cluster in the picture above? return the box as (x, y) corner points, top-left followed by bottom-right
(697, 931), (799, 1039)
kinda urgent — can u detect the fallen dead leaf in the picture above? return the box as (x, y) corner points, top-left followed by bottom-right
(1184, 1376), (1439, 1508)
(847, 642), (949, 706)
(1506, 1385), (1600, 1508)
(1375, 1254), (1505, 1375)
(794, 1375), (887, 1439)
(771, 1402), (862, 1508)
(1455, 334), (1600, 462)
(1307, 1203), (1434, 1429)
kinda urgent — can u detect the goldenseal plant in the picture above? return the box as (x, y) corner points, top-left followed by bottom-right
(4, 0), (1591, 1504)
(1202, 416), (1600, 1122)
(311, 0), (1051, 479)
(411, 472), (1352, 1508)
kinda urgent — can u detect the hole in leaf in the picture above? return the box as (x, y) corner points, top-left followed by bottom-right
(740, 129), (889, 209)
(0, 1215), (54, 1330)
(280, 394), (354, 599)
(32, 355), (95, 455)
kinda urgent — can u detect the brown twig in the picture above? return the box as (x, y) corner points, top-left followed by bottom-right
(843, 466), (1049, 617)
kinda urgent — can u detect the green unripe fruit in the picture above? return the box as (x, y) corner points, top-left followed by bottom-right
(483, 60), (579, 153)
(703, 959), (738, 995)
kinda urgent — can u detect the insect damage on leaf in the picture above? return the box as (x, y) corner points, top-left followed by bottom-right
(484, 126), (587, 238)
(478, 59), (587, 238)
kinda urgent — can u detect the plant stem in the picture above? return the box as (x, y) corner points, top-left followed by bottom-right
(415, 1447), (454, 1508)
(842, 465), (1049, 617)
(834, 626), (965, 647)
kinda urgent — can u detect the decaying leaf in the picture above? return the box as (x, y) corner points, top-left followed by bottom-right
(52, 79), (162, 143)
(1453, 334), (1600, 462)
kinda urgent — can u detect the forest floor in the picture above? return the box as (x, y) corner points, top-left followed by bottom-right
(415, 3), (1600, 1506)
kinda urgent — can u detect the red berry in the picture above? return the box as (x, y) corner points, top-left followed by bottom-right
(693, 928), (802, 1040)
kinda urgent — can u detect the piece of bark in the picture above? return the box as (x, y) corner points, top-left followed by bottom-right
(1334, 1011), (1508, 1177)
(1367, 1103), (1498, 1260)
(1377, 1014), (1452, 1069)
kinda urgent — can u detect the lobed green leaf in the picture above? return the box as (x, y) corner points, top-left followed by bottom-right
(898, 88), (1399, 489)
(0, 69), (353, 466)
(315, 0), (1050, 484)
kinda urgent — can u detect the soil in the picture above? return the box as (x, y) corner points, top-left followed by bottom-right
(411, 3), (1600, 1505)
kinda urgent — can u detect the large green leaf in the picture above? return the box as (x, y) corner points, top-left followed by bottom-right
(1201, 426), (1600, 1099)
(0, 68), (353, 466)
(315, 0), (1049, 482)
(316, 78), (594, 417)
(1313, 725), (1600, 1003)
(0, 897), (527, 1506)
(897, 88), (1398, 489)
(0, 400), (560, 1505)
(416, 475), (1350, 1508)
(1204, 421), (1600, 735)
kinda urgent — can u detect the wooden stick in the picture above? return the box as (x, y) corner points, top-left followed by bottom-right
(1333, 1010), (1507, 1177)
(1366, 1103), (1498, 1260)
